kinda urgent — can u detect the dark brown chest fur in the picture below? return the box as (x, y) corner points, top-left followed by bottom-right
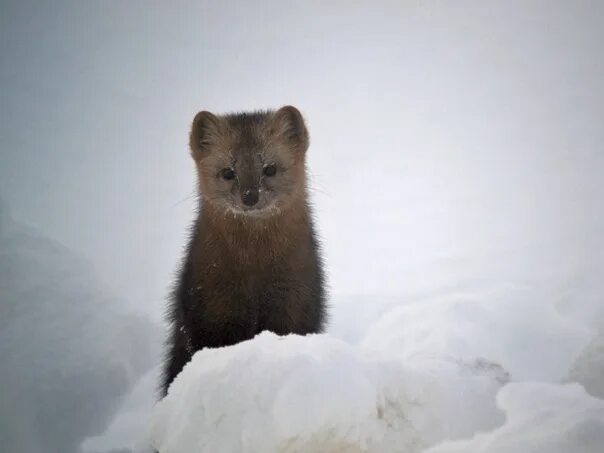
(161, 201), (326, 395)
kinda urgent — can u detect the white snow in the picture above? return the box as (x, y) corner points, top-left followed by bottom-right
(426, 383), (604, 453)
(81, 367), (161, 453)
(567, 328), (604, 399)
(150, 332), (504, 453)
(360, 289), (593, 382)
(150, 281), (603, 452)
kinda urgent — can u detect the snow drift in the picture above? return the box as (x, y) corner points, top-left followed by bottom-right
(426, 383), (604, 453)
(151, 332), (505, 453)
(0, 200), (162, 453)
(150, 284), (603, 453)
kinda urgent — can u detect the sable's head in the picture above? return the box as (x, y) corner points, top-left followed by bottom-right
(189, 106), (309, 217)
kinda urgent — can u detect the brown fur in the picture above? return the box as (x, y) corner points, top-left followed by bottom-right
(161, 106), (326, 396)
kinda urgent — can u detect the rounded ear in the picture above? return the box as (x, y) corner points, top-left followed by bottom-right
(272, 105), (309, 152)
(189, 110), (223, 158)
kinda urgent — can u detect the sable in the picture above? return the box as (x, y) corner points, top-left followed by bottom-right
(161, 106), (327, 396)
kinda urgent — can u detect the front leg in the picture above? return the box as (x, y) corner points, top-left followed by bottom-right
(261, 279), (324, 336)
(188, 290), (259, 349)
(161, 323), (192, 397)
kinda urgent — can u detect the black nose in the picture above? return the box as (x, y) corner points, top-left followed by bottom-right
(241, 188), (259, 206)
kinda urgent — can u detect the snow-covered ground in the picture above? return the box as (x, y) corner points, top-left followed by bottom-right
(0, 201), (162, 453)
(85, 234), (604, 452)
(149, 284), (603, 452)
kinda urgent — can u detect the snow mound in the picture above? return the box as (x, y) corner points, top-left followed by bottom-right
(82, 367), (160, 453)
(426, 382), (604, 453)
(361, 289), (592, 382)
(150, 285), (603, 453)
(150, 332), (506, 453)
(0, 206), (161, 453)
(567, 329), (604, 399)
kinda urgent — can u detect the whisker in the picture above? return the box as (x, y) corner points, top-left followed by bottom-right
(171, 190), (198, 208)
(307, 186), (331, 197)
(307, 173), (330, 196)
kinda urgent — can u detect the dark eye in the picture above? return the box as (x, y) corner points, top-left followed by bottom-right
(221, 168), (235, 180)
(263, 164), (277, 177)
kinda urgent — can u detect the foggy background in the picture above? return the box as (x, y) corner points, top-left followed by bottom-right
(1, 1), (603, 452)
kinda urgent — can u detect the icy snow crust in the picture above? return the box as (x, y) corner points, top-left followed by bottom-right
(150, 290), (604, 453)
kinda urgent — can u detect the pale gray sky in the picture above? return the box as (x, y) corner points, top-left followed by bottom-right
(1, 0), (603, 317)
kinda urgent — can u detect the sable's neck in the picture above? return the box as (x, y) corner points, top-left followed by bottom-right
(197, 194), (311, 258)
